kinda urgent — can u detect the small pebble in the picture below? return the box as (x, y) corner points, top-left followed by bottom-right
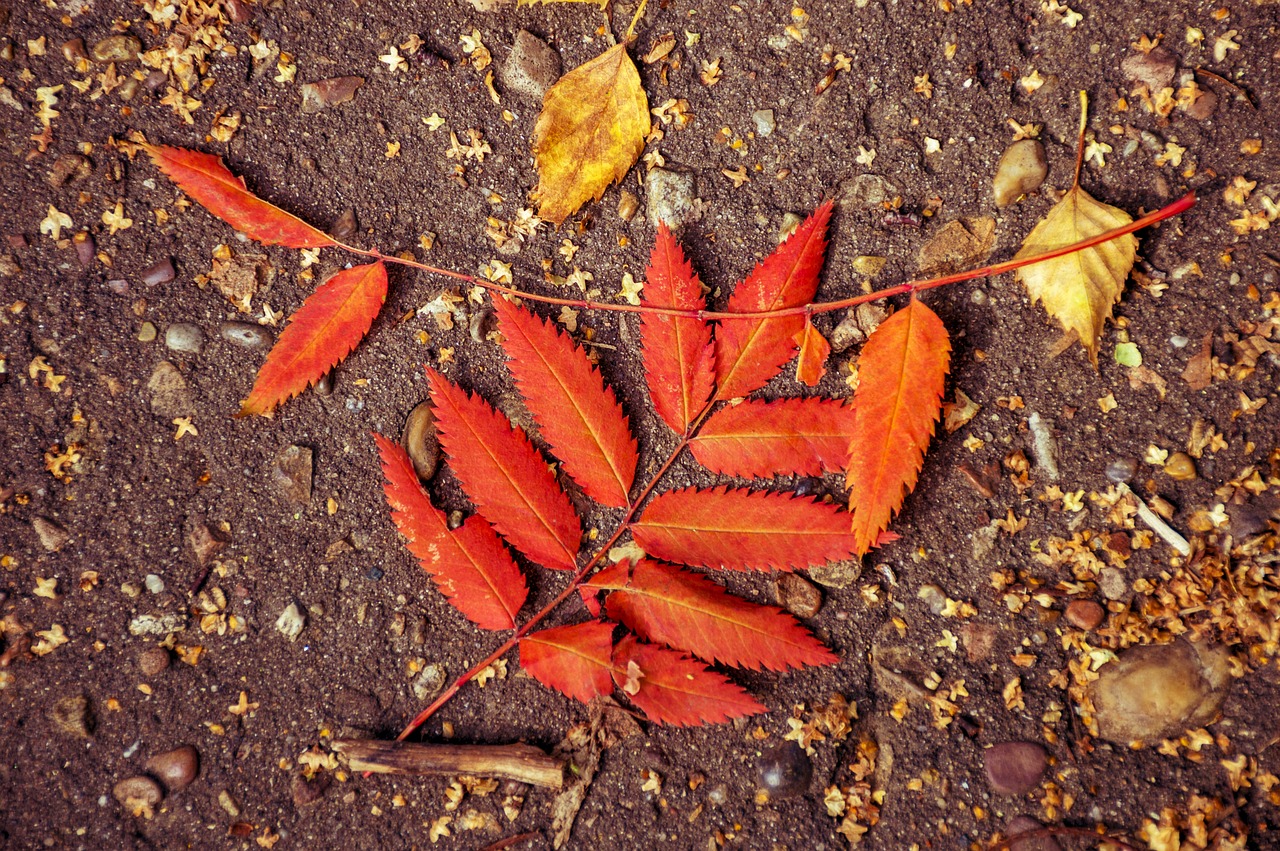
(272, 445), (313, 505)
(838, 173), (900, 210)
(1098, 567), (1127, 601)
(751, 109), (775, 137)
(500, 30), (561, 102)
(299, 76), (364, 114)
(1104, 457), (1137, 483)
(107, 279), (129, 295)
(329, 208), (358, 241)
(33, 516), (70, 552)
(617, 190), (640, 222)
(165, 323), (204, 354)
(1026, 412), (1060, 481)
(1120, 47), (1177, 92)
(90, 35), (142, 63)
(1170, 335), (1189, 348)
(960, 622), (997, 663)
(147, 361), (194, 418)
(275, 601), (306, 642)
(1163, 452), (1197, 481)
(145, 745), (199, 792)
(401, 402), (440, 481)
(984, 741), (1047, 795)
(774, 573), (822, 618)
(1064, 599), (1104, 631)
(645, 168), (697, 228)
(144, 574), (165, 595)
(807, 559), (860, 588)
(137, 646), (170, 677)
(917, 583), (947, 616)
(140, 257), (175, 286)
(137, 322), (157, 342)
(992, 140), (1047, 207)
(755, 741), (811, 799)
(218, 789), (241, 817)
(112, 776), (163, 810)
(128, 613), (188, 637)
(74, 232), (95, 267)
(188, 522), (229, 568)
(61, 38), (88, 64)
(313, 372), (333, 397)
(1184, 87), (1217, 120)
(50, 694), (94, 738)
(412, 663), (447, 702)
(219, 321), (273, 349)
(1006, 815), (1061, 851)
(291, 774), (331, 808)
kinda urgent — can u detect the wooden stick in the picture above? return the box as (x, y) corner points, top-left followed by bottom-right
(332, 739), (564, 789)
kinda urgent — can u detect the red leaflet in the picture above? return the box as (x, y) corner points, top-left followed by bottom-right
(374, 435), (526, 630)
(641, 224), (716, 434)
(492, 298), (638, 508)
(144, 145), (336, 248)
(631, 486), (859, 571)
(714, 202), (832, 400)
(689, 398), (854, 478)
(588, 561), (836, 671)
(520, 621), (616, 704)
(793, 320), (831, 386)
(612, 636), (765, 727)
(239, 262), (387, 417)
(846, 298), (951, 554)
(428, 368), (582, 570)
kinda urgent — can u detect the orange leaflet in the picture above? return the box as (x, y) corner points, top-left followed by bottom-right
(714, 201), (832, 400)
(793, 319), (831, 386)
(846, 298), (951, 554)
(239, 261), (387, 416)
(689, 397), (855, 478)
(612, 635), (765, 727)
(492, 298), (637, 508)
(587, 561), (836, 671)
(631, 486), (859, 571)
(427, 368), (582, 570)
(143, 145), (336, 248)
(640, 224), (716, 434)
(520, 621), (616, 705)
(374, 435), (526, 630)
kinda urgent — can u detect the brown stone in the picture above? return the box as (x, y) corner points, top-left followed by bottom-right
(774, 572), (822, 618)
(1063, 599), (1104, 631)
(984, 741), (1047, 795)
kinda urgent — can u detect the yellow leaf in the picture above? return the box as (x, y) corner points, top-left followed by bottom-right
(1013, 184), (1137, 365)
(532, 43), (650, 225)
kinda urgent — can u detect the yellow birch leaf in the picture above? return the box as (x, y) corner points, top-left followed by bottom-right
(532, 43), (650, 225)
(1013, 184), (1137, 365)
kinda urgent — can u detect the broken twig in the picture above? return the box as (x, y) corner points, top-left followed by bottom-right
(333, 739), (564, 789)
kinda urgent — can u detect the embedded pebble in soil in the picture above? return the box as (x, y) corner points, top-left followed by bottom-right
(145, 745), (199, 792)
(329, 209), (358, 241)
(1163, 452), (1197, 481)
(188, 521), (228, 567)
(1026, 412), (1059, 481)
(992, 140), (1048, 207)
(1105, 457), (1138, 483)
(983, 741), (1047, 795)
(275, 601), (306, 642)
(299, 76), (364, 114)
(147, 361), (193, 418)
(1005, 815), (1061, 851)
(32, 517), (70, 552)
(273, 445), (313, 505)
(1063, 599), (1104, 631)
(165, 323), (204, 355)
(1089, 639), (1232, 744)
(412, 663), (447, 702)
(1098, 567), (1127, 600)
(90, 35), (141, 63)
(645, 168), (697, 228)
(219, 321), (273, 349)
(401, 402), (439, 481)
(756, 741), (811, 799)
(807, 559), (860, 588)
(140, 258), (175, 286)
(751, 109), (775, 137)
(112, 775), (162, 811)
(774, 572), (821, 618)
(128, 613), (188, 637)
(292, 774), (331, 808)
(500, 31), (561, 102)
(1120, 47), (1177, 92)
(137, 646), (170, 677)
(917, 583), (947, 616)
(143, 574), (165, 595)
(137, 322), (157, 342)
(960, 622), (997, 663)
(50, 694), (93, 739)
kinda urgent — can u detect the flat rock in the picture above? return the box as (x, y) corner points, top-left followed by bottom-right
(300, 76), (364, 114)
(500, 31), (560, 101)
(91, 35), (141, 63)
(645, 168), (697, 228)
(273, 445), (313, 505)
(147, 361), (194, 418)
(984, 741), (1047, 795)
(32, 516), (70, 552)
(164, 323), (204, 355)
(1121, 47), (1177, 92)
(807, 559), (860, 588)
(1089, 639), (1232, 744)
(219, 321), (273, 349)
(775, 573), (822, 618)
(917, 217), (995, 275)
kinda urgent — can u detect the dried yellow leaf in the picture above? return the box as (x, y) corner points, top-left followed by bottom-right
(531, 43), (650, 225)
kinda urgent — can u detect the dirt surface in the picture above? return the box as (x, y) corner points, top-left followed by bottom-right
(2, 0), (1280, 848)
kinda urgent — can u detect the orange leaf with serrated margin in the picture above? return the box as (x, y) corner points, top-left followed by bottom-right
(144, 145), (335, 248)
(427, 368), (581, 570)
(714, 201), (832, 400)
(492, 298), (637, 508)
(239, 262), (387, 416)
(520, 621), (616, 705)
(374, 434), (526, 630)
(612, 635), (764, 726)
(846, 298), (951, 554)
(689, 398), (855, 479)
(641, 224), (716, 434)
(793, 319), (831, 386)
(631, 486), (859, 571)
(587, 561), (836, 671)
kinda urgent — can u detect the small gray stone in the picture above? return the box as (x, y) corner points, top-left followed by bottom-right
(219, 322), (273, 349)
(273, 445), (313, 505)
(299, 76), (364, 114)
(275, 601), (306, 641)
(91, 35), (141, 63)
(144, 574), (165, 595)
(33, 517), (70, 552)
(412, 663), (447, 702)
(147, 362), (193, 417)
(751, 109), (775, 137)
(164, 323), (204, 355)
(51, 694), (94, 738)
(128, 613), (188, 637)
(917, 583), (947, 615)
(993, 140), (1048, 207)
(500, 31), (561, 102)
(837, 173), (900, 210)
(140, 258), (175, 286)
(645, 168), (697, 228)
(984, 742), (1047, 795)
(113, 776), (162, 812)
(1120, 47), (1177, 92)
(1098, 567), (1127, 601)
(145, 745), (199, 792)
(1105, 458), (1138, 483)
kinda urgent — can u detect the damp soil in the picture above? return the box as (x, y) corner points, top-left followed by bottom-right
(2, 0), (1279, 849)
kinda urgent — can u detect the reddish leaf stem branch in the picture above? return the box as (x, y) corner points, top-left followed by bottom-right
(395, 401), (719, 741)
(341, 192), (1193, 324)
